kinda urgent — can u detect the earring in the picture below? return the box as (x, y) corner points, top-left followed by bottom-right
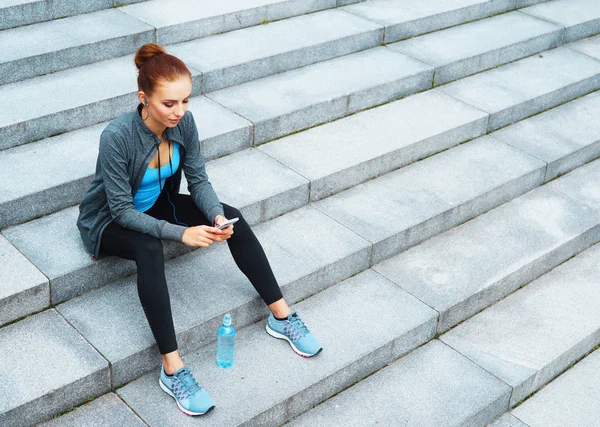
(142, 101), (149, 121)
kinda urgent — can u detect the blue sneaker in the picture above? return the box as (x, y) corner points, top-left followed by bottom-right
(159, 365), (215, 416)
(266, 310), (322, 357)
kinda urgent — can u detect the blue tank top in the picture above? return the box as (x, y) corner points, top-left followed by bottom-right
(134, 143), (180, 212)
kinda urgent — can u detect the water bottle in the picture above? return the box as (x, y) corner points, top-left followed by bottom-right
(216, 313), (236, 368)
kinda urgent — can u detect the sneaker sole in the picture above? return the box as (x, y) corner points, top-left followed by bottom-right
(265, 324), (322, 358)
(159, 378), (215, 416)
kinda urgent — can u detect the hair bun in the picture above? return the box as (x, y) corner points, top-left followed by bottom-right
(134, 43), (167, 70)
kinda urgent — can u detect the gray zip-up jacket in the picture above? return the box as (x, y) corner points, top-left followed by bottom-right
(77, 103), (224, 260)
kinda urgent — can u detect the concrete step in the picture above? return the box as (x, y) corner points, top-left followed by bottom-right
(38, 393), (146, 427)
(440, 237), (600, 408)
(0, 7), (383, 89)
(337, 0), (369, 7)
(0, 12), (402, 150)
(259, 89), (488, 201)
(2, 46), (597, 231)
(517, 0), (551, 5)
(0, 145), (309, 308)
(293, 229), (600, 425)
(373, 184), (600, 333)
(0, 0), (145, 31)
(285, 340), (512, 426)
(0, 88), (482, 327)
(567, 32), (600, 60)
(338, 0), (367, 5)
(0, 53), (201, 151)
(313, 135), (546, 264)
(207, 30), (599, 146)
(1, 1), (595, 425)
(3, 13), (595, 152)
(0, 309), (110, 426)
(545, 157), (600, 212)
(115, 268), (438, 426)
(3, 53), (598, 329)
(0, 131), (544, 317)
(491, 90), (600, 182)
(488, 413), (529, 427)
(503, 348), (600, 426)
(117, 0), (337, 45)
(288, 163), (600, 427)
(0, 9), (154, 85)
(206, 45), (433, 145)
(389, 11), (563, 85)
(55, 205), (372, 387)
(0, 98), (251, 230)
(0, 46), (427, 226)
(0, 235), (48, 326)
(438, 46), (600, 131)
(522, 0), (600, 43)
(168, 9), (383, 92)
(342, 0), (514, 44)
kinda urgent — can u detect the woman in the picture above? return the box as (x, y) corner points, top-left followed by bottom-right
(76, 43), (322, 416)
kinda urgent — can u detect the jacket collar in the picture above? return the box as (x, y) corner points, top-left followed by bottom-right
(134, 103), (182, 144)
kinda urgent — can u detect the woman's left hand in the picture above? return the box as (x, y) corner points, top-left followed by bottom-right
(214, 215), (234, 240)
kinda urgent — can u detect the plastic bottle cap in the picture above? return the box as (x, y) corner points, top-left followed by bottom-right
(223, 313), (232, 327)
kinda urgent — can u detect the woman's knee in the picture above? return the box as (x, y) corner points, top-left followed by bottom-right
(222, 204), (253, 239)
(134, 235), (164, 261)
(223, 204), (243, 221)
(223, 204), (250, 229)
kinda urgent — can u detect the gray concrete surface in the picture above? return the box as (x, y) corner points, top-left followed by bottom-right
(0, 0), (113, 30)
(0, 8), (154, 85)
(388, 11), (563, 85)
(186, 96), (254, 161)
(2, 206), (137, 304)
(0, 123), (104, 229)
(0, 235), (48, 326)
(488, 413), (530, 427)
(286, 340), (512, 427)
(374, 185), (600, 332)
(438, 46), (600, 130)
(440, 242), (600, 406)
(511, 348), (600, 427)
(343, 0), (514, 43)
(117, 269), (438, 426)
(567, 33), (600, 59)
(0, 53), (202, 150)
(313, 136), (546, 264)
(0, 309), (110, 426)
(546, 158), (600, 211)
(259, 89), (488, 201)
(0, 98), (251, 229)
(522, 0), (600, 43)
(206, 148), (309, 225)
(39, 393), (146, 427)
(119, 0), (336, 45)
(207, 46), (433, 144)
(491, 91), (600, 181)
(57, 205), (371, 386)
(170, 9), (383, 92)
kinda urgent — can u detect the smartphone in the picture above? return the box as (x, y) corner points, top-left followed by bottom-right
(216, 217), (239, 230)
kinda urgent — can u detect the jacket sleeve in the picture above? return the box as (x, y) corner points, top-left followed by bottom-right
(182, 111), (225, 224)
(99, 128), (187, 242)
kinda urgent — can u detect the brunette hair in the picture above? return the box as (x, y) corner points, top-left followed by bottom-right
(134, 43), (191, 97)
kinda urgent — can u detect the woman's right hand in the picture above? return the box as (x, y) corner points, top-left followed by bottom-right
(182, 225), (225, 247)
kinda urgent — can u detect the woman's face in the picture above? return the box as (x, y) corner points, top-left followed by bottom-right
(140, 76), (192, 131)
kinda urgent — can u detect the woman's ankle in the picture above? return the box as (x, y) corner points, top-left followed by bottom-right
(162, 350), (184, 375)
(163, 361), (184, 375)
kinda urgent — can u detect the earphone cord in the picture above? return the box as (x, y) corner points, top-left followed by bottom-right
(156, 139), (188, 227)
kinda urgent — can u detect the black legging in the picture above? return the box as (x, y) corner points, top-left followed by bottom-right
(99, 188), (283, 354)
